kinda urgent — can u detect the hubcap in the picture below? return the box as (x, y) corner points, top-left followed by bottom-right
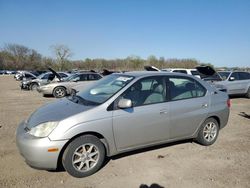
(72, 144), (99, 172)
(203, 122), (217, 142)
(55, 88), (65, 97)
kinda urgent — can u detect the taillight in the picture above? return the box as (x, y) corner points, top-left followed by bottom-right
(227, 99), (231, 108)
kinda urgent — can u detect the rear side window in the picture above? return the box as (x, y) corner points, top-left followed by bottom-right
(80, 74), (88, 81)
(168, 77), (206, 101)
(190, 70), (200, 76)
(238, 72), (250, 80)
(173, 70), (187, 74)
(88, 74), (102, 80)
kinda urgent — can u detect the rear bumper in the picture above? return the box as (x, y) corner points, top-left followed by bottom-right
(16, 121), (68, 170)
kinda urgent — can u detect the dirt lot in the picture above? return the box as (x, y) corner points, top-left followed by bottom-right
(0, 75), (249, 188)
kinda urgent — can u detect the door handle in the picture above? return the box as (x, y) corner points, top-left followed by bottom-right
(160, 109), (168, 115)
(202, 103), (208, 108)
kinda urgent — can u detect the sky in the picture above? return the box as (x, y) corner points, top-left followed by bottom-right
(0, 0), (250, 67)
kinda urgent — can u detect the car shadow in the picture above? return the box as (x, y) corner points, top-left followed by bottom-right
(238, 112), (250, 119)
(110, 139), (193, 161)
(43, 94), (54, 98)
(48, 139), (193, 174)
(139, 183), (164, 188)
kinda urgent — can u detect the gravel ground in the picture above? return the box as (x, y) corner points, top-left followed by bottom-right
(0, 75), (249, 188)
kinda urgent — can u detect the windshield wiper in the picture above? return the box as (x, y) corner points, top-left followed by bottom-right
(70, 95), (100, 106)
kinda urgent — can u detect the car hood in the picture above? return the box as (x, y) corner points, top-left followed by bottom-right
(26, 98), (94, 129)
(196, 66), (222, 81)
(48, 67), (63, 81)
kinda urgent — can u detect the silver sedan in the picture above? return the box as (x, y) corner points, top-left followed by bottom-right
(37, 72), (102, 98)
(16, 71), (230, 178)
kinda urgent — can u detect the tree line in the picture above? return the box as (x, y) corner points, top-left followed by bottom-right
(1, 43), (248, 72)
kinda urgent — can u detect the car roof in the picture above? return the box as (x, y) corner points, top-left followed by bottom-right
(162, 68), (197, 70)
(76, 72), (99, 74)
(113, 71), (195, 78)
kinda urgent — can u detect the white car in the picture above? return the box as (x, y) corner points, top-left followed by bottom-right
(161, 68), (201, 78)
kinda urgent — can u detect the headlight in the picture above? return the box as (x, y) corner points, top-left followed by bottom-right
(29, 122), (58, 137)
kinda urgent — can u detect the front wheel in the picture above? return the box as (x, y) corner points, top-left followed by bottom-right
(62, 135), (106, 178)
(196, 118), (219, 146)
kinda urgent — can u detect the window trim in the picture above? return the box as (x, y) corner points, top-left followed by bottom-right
(108, 75), (168, 111)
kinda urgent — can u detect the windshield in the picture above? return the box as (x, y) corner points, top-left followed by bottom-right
(218, 72), (231, 80)
(73, 74), (134, 105)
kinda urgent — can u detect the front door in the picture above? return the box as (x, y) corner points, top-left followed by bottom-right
(112, 76), (170, 151)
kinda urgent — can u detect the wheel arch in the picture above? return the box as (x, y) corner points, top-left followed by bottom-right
(207, 115), (221, 128)
(56, 131), (109, 170)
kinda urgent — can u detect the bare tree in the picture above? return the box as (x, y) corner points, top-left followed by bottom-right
(51, 44), (73, 70)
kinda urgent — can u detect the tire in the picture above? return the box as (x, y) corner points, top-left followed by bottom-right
(246, 87), (250, 99)
(53, 86), (66, 98)
(29, 83), (38, 91)
(62, 135), (105, 178)
(196, 118), (219, 146)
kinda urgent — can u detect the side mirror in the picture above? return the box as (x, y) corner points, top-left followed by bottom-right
(229, 77), (235, 81)
(118, 98), (132, 109)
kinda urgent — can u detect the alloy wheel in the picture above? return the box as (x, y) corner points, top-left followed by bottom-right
(72, 144), (100, 172)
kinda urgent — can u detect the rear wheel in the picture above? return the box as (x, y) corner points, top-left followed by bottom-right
(53, 86), (66, 98)
(196, 118), (219, 146)
(29, 83), (38, 91)
(62, 135), (105, 178)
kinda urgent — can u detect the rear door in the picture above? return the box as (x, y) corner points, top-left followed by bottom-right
(238, 72), (250, 94)
(167, 76), (209, 139)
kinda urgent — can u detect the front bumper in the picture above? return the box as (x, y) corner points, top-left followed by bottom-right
(20, 83), (30, 90)
(16, 121), (68, 170)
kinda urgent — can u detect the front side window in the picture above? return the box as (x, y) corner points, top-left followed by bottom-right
(59, 73), (68, 78)
(230, 72), (239, 80)
(168, 77), (206, 101)
(120, 76), (166, 107)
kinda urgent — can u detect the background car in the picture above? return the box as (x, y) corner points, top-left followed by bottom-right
(37, 72), (103, 98)
(217, 71), (250, 98)
(161, 68), (201, 78)
(22, 71), (70, 90)
(16, 71), (230, 178)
